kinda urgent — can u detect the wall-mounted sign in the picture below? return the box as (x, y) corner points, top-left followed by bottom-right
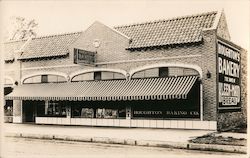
(217, 41), (241, 111)
(133, 110), (200, 118)
(132, 97), (200, 119)
(74, 48), (96, 65)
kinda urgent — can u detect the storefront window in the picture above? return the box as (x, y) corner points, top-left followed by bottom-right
(37, 101), (45, 117)
(118, 109), (126, 118)
(72, 104), (95, 118)
(96, 108), (118, 119)
(81, 108), (94, 118)
(4, 100), (13, 123)
(4, 100), (13, 116)
(72, 107), (81, 117)
(71, 103), (125, 119)
(45, 101), (66, 117)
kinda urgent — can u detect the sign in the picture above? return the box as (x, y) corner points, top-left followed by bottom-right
(74, 48), (95, 65)
(133, 110), (200, 118)
(217, 42), (241, 110)
(132, 99), (200, 119)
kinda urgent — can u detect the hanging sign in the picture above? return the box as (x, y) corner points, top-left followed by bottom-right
(74, 48), (96, 65)
(217, 41), (241, 110)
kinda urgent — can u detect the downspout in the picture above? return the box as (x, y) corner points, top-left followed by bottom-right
(200, 79), (203, 121)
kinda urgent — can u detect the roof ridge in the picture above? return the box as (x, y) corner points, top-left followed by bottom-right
(114, 11), (217, 29)
(4, 31), (82, 44)
(34, 31), (82, 39)
(4, 39), (27, 44)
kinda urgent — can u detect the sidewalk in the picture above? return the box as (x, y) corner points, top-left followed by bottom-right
(3, 123), (247, 154)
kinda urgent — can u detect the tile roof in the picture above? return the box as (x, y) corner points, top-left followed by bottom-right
(4, 32), (81, 61)
(3, 11), (218, 60)
(18, 32), (81, 59)
(6, 75), (198, 101)
(4, 40), (26, 61)
(114, 11), (217, 49)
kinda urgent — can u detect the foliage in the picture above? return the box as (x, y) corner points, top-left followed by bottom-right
(189, 133), (246, 146)
(8, 16), (38, 41)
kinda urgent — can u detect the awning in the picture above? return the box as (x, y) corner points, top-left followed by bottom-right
(5, 76), (198, 101)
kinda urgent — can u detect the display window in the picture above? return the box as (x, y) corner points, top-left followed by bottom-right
(118, 109), (126, 118)
(96, 108), (118, 119)
(4, 100), (13, 116)
(45, 101), (66, 117)
(72, 104), (94, 118)
(81, 108), (94, 118)
(71, 103), (126, 119)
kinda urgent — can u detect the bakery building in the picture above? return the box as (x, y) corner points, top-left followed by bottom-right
(3, 11), (247, 131)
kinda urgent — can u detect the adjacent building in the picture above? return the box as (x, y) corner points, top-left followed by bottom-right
(4, 10), (247, 131)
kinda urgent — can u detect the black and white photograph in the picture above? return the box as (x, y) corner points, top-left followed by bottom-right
(0, 0), (249, 157)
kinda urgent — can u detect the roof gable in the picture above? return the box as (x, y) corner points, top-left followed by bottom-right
(114, 11), (217, 50)
(70, 21), (131, 53)
(216, 11), (231, 40)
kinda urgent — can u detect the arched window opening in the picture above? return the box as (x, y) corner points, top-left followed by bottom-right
(131, 67), (199, 79)
(71, 71), (126, 82)
(23, 75), (67, 84)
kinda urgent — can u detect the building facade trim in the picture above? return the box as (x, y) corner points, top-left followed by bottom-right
(4, 55), (202, 72)
(96, 55), (202, 65)
(4, 64), (81, 72)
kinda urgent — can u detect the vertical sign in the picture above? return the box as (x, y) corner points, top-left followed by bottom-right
(217, 42), (241, 110)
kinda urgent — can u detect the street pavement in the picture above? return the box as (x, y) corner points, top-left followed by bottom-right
(2, 123), (247, 154)
(2, 137), (246, 158)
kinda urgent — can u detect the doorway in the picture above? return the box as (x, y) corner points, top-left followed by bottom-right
(22, 101), (36, 122)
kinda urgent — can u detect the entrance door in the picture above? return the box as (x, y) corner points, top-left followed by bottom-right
(23, 101), (35, 122)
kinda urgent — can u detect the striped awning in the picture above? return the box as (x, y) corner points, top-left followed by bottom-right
(5, 76), (198, 101)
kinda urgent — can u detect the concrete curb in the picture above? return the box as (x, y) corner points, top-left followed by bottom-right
(5, 132), (246, 154)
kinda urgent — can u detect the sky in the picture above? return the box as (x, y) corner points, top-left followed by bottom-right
(0, 0), (249, 50)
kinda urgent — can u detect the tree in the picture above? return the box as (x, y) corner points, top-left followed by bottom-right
(8, 16), (38, 41)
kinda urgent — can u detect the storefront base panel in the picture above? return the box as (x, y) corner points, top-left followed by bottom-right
(13, 116), (22, 123)
(35, 117), (217, 130)
(4, 116), (13, 123)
